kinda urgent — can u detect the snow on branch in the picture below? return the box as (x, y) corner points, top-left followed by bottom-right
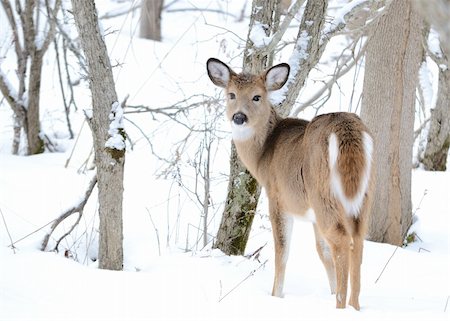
(266, 0), (306, 51)
(321, 0), (372, 41)
(0, 70), (19, 106)
(250, 0), (306, 54)
(0, 69), (27, 116)
(105, 101), (126, 151)
(249, 22), (272, 48)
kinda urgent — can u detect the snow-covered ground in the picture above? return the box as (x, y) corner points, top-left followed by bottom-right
(1, 1), (449, 320)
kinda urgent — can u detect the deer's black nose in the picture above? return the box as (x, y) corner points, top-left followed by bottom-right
(232, 112), (248, 125)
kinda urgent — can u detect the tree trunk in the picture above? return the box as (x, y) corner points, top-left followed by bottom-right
(420, 64), (450, 171)
(26, 52), (45, 155)
(71, 0), (125, 270)
(140, 0), (163, 41)
(214, 144), (261, 255)
(360, 0), (422, 245)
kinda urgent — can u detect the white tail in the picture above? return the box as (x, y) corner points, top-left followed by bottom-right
(207, 58), (375, 310)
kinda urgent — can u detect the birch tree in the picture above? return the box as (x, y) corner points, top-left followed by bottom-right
(360, 0), (423, 245)
(0, 0), (61, 155)
(71, 0), (126, 270)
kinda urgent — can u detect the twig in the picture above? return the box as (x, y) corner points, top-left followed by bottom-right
(146, 208), (161, 256)
(65, 118), (86, 168)
(375, 246), (399, 284)
(219, 259), (268, 302)
(413, 189), (428, 216)
(1, 208), (16, 253)
(414, 118), (430, 140)
(291, 40), (367, 116)
(41, 173), (97, 251)
(444, 295), (449, 312)
(245, 243), (267, 262)
(9, 220), (55, 248)
(53, 212), (82, 252)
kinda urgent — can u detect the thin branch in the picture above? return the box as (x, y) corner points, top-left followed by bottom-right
(9, 219), (54, 248)
(218, 259), (268, 302)
(146, 208), (161, 256)
(291, 39), (367, 116)
(41, 0), (61, 53)
(374, 246), (399, 284)
(414, 118), (430, 140)
(41, 173), (97, 251)
(1, 0), (23, 60)
(1, 208), (16, 253)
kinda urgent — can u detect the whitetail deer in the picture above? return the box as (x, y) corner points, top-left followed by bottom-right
(207, 58), (375, 310)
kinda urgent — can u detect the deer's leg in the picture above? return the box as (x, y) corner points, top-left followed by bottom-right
(325, 222), (351, 309)
(269, 200), (293, 298)
(313, 224), (336, 294)
(349, 230), (363, 310)
(348, 198), (370, 311)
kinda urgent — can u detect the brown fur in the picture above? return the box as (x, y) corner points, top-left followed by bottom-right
(207, 58), (375, 310)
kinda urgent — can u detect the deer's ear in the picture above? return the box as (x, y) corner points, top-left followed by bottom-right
(265, 63), (290, 91)
(207, 58), (232, 88)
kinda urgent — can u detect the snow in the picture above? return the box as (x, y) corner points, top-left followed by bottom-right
(322, 0), (369, 39)
(249, 22), (272, 48)
(105, 101), (125, 150)
(0, 1), (449, 320)
(428, 29), (443, 59)
(418, 61), (435, 110)
(271, 29), (311, 105)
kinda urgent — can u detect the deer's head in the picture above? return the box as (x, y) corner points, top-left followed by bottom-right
(207, 58), (290, 141)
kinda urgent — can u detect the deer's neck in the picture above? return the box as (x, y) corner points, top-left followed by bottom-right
(234, 108), (281, 180)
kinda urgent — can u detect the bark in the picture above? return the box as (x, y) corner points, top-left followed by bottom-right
(71, 0), (125, 270)
(360, 0), (423, 245)
(26, 52), (45, 154)
(140, 0), (163, 41)
(214, 144), (261, 255)
(421, 63), (450, 171)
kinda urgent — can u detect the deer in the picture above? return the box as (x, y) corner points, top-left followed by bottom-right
(206, 58), (375, 310)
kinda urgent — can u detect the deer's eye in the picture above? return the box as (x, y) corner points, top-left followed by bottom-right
(253, 95), (261, 102)
(228, 93), (236, 100)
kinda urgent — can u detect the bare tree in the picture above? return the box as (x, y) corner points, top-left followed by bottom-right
(71, 0), (126, 270)
(360, 0), (423, 245)
(0, 0), (61, 155)
(140, 0), (164, 41)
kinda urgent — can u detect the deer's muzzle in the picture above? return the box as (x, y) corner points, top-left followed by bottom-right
(232, 112), (248, 125)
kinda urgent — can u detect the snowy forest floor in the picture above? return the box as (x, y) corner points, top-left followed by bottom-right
(0, 152), (449, 321)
